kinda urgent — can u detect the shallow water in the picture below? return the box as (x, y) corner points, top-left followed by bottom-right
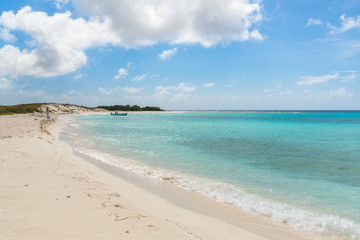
(65, 111), (360, 239)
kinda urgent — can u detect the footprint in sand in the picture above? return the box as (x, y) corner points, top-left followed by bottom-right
(146, 224), (158, 232)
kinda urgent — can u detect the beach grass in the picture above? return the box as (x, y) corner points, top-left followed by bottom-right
(0, 103), (97, 115)
(0, 103), (43, 115)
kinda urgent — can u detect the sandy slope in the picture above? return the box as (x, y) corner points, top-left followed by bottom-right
(0, 112), (321, 240)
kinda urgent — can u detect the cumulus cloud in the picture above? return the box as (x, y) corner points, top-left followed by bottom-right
(98, 85), (121, 95)
(74, 73), (84, 80)
(158, 48), (177, 61)
(25, 39), (38, 48)
(114, 62), (138, 80)
(0, 28), (16, 42)
(132, 74), (147, 81)
(249, 29), (263, 40)
(203, 82), (215, 88)
(328, 14), (360, 34)
(72, 0), (264, 47)
(0, 1), (264, 82)
(327, 87), (349, 98)
(153, 82), (195, 98)
(98, 87), (111, 95)
(175, 82), (196, 92)
(122, 87), (142, 94)
(0, 77), (14, 89)
(0, 6), (119, 79)
(60, 90), (83, 99)
(54, 0), (71, 9)
(0, 1), (264, 90)
(114, 68), (128, 79)
(306, 18), (323, 27)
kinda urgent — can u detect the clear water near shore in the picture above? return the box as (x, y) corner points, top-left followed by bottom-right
(64, 111), (360, 239)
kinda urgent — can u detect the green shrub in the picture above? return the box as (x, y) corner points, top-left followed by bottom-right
(0, 103), (42, 115)
(97, 104), (164, 111)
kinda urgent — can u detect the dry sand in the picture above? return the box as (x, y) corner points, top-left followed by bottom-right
(0, 111), (324, 240)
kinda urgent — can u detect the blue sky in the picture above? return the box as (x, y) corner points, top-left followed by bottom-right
(0, 0), (359, 110)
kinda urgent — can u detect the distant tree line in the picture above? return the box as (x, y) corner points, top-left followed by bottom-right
(97, 105), (163, 111)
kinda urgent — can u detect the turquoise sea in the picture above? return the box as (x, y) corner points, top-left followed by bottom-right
(64, 111), (360, 239)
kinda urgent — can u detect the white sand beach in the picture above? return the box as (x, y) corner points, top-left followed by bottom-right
(0, 109), (327, 240)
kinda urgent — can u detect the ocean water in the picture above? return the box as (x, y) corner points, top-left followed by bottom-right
(64, 111), (360, 239)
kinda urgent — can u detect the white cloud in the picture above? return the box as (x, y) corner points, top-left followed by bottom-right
(328, 87), (345, 98)
(153, 82), (195, 98)
(114, 68), (128, 79)
(126, 61), (135, 69)
(327, 87), (352, 99)
(338, 70), (360, 82)
(98, 87), (110, 95)
(296, 71), (359, 86)
(305, 87), (353, 100)
(74, 73), (84, 79)
(25, 39), (38, 47)
(72, 0), (264, 47)
(171, 92), (193, 101)
(0, 77), (14, 89)
(98, 85), (142, 95)
(98, 85), (121, 95)
(203, 82), (215, 88)
(16, 89), (47, 98)
(149, 74), (160, 79)
(154, 86), (170, 96)
(60, 90), (83, 99)
(158, 48), (177, 61)
(132, 74), (147, 81)
(54, 0), (71, 9)
(177, 82), (196, 92)
(122, 87), (142, 94)
(0, 28), (16, 42)
(249, 29), (264, 41)
(296, 73), (339, 86)
(264, 84), (283, 93)
(67, 90), (81, 95)
(0, 1), (264, 82)
(0, 6), (119, 79)
(328, 14), (360, 34)
(306, 18), (323, 27)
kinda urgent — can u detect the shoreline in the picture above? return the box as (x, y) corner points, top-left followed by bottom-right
(0, 112), (332, 239)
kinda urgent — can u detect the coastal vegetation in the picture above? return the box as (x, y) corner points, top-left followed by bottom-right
(97, 104), (163, 111)
(0, 103), (95, 115)
(0, 103), (43, 115)
(0, 103), (163, 115)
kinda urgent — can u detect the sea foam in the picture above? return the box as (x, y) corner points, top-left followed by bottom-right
(74, 147), (360, 240)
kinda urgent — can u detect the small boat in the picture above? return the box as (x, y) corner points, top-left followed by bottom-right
(111, 112), (128, 116)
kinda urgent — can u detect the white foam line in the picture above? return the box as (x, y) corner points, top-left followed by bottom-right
(74, 147), (360, 240)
